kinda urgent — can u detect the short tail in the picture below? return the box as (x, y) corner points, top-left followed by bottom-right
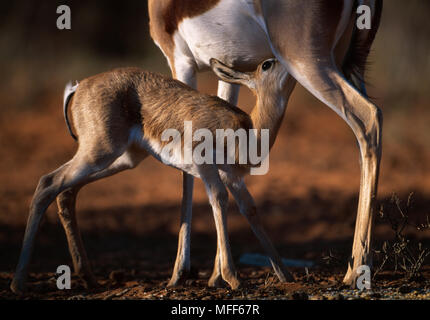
(342, 0), (383, 92)
(63, 81), (79, 141)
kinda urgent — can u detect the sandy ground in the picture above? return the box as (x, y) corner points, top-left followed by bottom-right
(0, 76), (429, 300)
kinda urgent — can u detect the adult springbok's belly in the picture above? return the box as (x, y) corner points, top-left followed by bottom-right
(175, 0), (273, 72)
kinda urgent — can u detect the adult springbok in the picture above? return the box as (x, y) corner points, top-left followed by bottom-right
(149, 0), (383, 288)
(11, 58), (296, 293)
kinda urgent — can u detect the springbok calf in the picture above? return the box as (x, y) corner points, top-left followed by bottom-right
(11, 58), (296, 293)
(149, 0), (383, 288)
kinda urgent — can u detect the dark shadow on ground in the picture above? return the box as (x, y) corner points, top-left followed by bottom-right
(1, 191), (429, 274)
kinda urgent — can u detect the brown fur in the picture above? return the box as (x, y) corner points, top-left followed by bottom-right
(68, 59), (294, 170)
(10, 61), (294, 294)
(148, 0), (221, 77)
(148, 1), (176, 74)
(146, 0), (384, 289)
(342, 0), (384, 84)
(70, 68), (252, 155)
(159, 0), (221, 35)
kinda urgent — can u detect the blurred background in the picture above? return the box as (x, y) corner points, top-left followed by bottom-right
(0, 0), (429, 294)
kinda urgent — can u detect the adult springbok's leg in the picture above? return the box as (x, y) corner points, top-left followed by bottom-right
(217, 80), (240, 106)
(261, 0), (383, 287)
(168, 172), (195, 287)
(287, 67), (381, 288)
(56, 148), (147, 288)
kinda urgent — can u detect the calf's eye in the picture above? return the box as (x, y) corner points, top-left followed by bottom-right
(262, 61), (273, 71)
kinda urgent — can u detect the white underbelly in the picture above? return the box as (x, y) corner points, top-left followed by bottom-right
(176, 0), (273, 71)
(129, 126), (201, 178)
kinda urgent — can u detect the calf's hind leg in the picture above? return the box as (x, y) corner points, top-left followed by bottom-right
(10, 147), (127, 294)
(56, 149), (148, 288)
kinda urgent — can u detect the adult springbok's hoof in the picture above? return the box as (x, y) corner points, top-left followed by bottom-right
(167, 270), (190, 288)
(208, 273), (224, 288)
